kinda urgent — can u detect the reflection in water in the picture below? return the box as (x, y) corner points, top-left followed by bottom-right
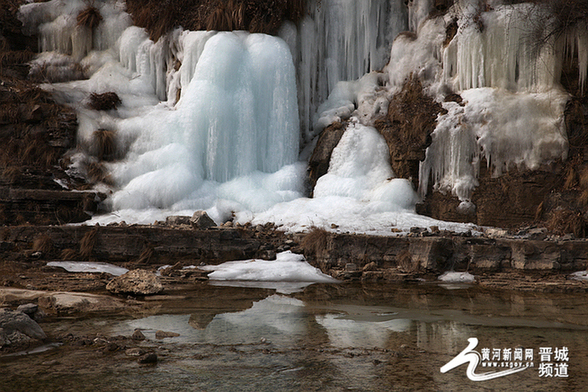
(2, 283), (588, 391)
(315, 314), (411, 348)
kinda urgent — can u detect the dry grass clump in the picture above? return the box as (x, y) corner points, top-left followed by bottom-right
(86, 161), (113, 185)
(1, 166), (20, 184)
(126, 0), (306, 41)
(32, 234), (53, 254)
(77, 4), (102, 29)
(79, 228), (98, 259)
(61, 248), (78, 261)
(546, 208), (586, 237)
(88, 92), (121, 111)
(205, 1), (235, 31)
(300, 226), (330, 255)
(137, 245), (154, 264)
(93, 128), (117, 160)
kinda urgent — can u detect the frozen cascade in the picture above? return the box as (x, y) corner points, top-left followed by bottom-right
(384, 1), (580, 203)
(19, 0), (483, 235)
(109, 31), (301, 213)
(19, 0), (131, 61)
(290, 0), (408, 142)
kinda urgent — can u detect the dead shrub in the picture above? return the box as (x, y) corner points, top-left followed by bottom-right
(0, 49), (34, 67)
(229, 0), (247, 30)
(300, 226), (330, 255)
(93, 128), (117, 160)
(88, 92), (121, 111)
(77, 4), (102, 29)
(86, 161), (113, 185)
(375, 73), (443, 186)
(32, 234), (53, 254)
(206, 3), (233, 31)
(137, 245), (154, 264)
(126, 0), (306, 40)
(0, 103), (21, 124)
(546, 208), (586, 237)
(79, 228), (98, 259)
(61, 248), (78, 261)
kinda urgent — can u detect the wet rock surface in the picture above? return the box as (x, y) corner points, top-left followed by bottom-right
(0, 307), (46, 352)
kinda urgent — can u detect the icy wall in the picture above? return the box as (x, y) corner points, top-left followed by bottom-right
(17, 0), (588, 233)
(282, 0), (408, 142)
(318, 0), (587, 207)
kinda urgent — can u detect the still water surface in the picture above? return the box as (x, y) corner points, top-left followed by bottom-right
(2, 282), (587, 391)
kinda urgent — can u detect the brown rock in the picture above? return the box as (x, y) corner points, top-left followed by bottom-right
(106, 270), (163, 295)
(190, 210), (216, 230)
(307, 121), (346, 195)
(374, 75), (443, 189)
(155, 330), (180, 339)
(131, 329), (145, 341)
(138, 352), (157, 364)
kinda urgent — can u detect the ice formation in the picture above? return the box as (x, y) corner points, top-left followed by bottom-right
(438, 271), (475, 283)
(46, 261), (129, 276)
(570, 271), (588, 282)
(18, 0), (588, 236)
(288, 0), (408, 142)
(317, 0), (586, 205)
(200, 251), (338, 284)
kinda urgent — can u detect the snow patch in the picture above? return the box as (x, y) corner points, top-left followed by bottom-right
(199, 251), (338, 293)
(438, 271), (475, 283)
(47, 261), (128, 276)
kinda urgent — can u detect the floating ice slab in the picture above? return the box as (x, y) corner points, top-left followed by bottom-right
(47, 261), (128, 276)
(570, 271), (588, 281)
(438, 271), (475, 283)
(200, 251), (338, 294)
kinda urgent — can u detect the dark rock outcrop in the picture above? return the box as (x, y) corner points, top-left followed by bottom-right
(307, 121), (346, 195)
(374, 75), (443, 188)
(0, 308), (46, 352)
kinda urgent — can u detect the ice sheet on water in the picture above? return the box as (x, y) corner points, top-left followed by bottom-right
(47, 261), (128, 276)
(438, 271), (475, 283)
(200, 251), (338, 287)
(570, 271), (588, 281)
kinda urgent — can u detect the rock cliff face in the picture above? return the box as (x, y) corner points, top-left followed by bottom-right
(3, 0), (588, 236)
(0, 0), (105, 226)
(308, 1), (588, 236)
(374, 76), (442, 189)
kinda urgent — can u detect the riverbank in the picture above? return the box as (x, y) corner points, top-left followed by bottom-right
(1, 223), (588, 298)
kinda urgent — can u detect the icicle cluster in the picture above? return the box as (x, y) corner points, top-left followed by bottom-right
(19, 0), (130, 62)
(286, 0), (408, 143)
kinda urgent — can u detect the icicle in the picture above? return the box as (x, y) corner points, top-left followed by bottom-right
(577, 22), (588, 95)
(297, 0), (408, 143)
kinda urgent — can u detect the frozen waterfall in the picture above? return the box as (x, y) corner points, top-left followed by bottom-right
(20, 0), (586, 234)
